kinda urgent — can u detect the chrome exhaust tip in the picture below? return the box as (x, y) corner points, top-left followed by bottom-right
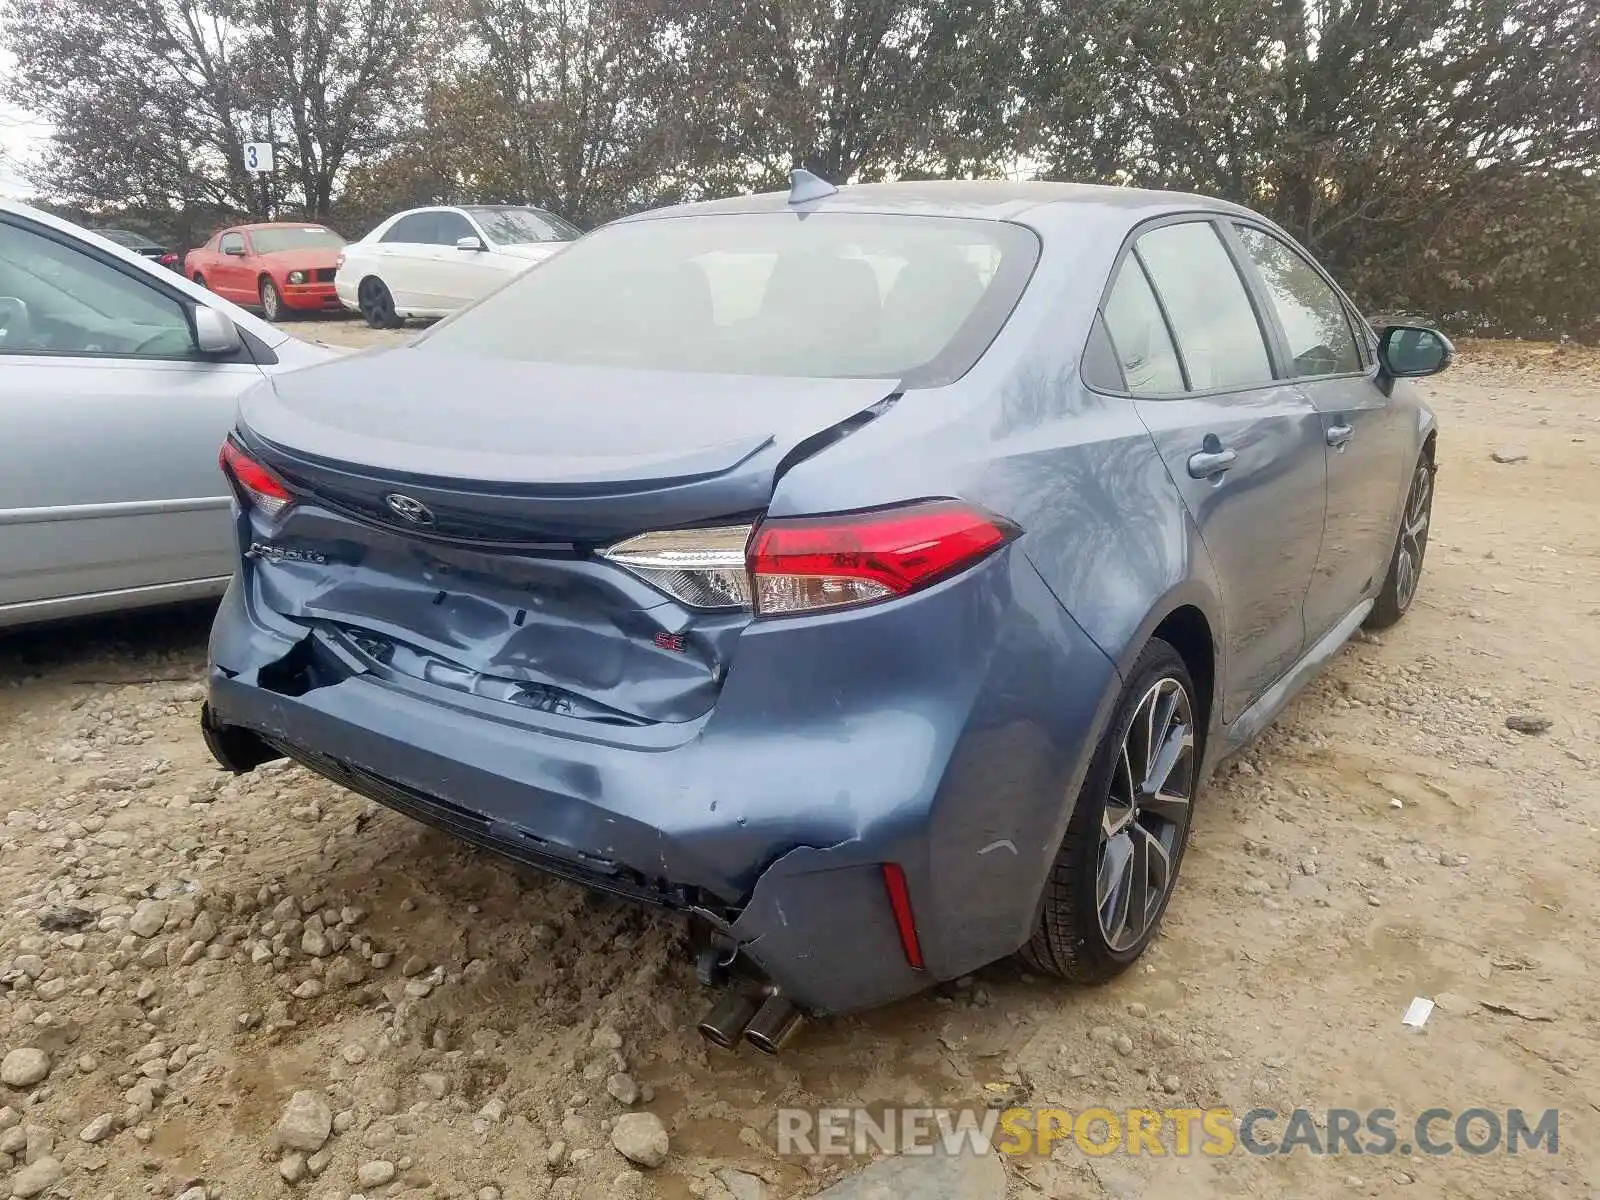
(697, 991), (758, 1049)
(744, 994), (803, 1055)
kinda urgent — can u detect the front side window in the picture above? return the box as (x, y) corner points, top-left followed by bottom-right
(416, 213), (1040, 385)
(1234, 225), (1362, 377)
(1100, 259), (1185, 394)
(219, 232), (245, 255)
(1136, 221), (1274, 391)
(433, 211), (479, 245)
(0, 219), (195, 358)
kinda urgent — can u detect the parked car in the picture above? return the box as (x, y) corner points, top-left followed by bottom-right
(96, 227), (180, 272)
(0, 201), (335, 630)
(185, 222), (347, 321)
(335, 204), (579, 328)
(201, 176), (1450, 1051)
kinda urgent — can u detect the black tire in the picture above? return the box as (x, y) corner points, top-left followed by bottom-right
(359, 278), (403, 330)
(192, 273), (207, 289)
(259, 277), (284, 322)
(1022, 638), (1201, 983)
(1365, 448), (1435, 630)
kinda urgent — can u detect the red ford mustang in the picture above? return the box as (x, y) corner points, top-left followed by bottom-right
(185, 222), (347, 321)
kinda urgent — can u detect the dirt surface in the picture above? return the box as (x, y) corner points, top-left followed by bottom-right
(1, 322), (1596, 1200)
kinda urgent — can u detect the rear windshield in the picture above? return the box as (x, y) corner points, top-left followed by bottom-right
(466, 206), (580, 244)
(251, 226), (345, 253)
(414, 213), (1040, 385)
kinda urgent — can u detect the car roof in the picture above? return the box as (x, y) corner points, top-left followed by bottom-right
(616, 179), (1257, 226)
(231, 221), (339, 232)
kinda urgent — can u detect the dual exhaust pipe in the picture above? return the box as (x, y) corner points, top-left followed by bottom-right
(698, 990), (804, 1054)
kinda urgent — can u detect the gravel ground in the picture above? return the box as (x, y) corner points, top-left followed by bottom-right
(0, 322), (1596, 1200)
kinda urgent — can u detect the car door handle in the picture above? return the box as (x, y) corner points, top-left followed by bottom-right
(1326, 423), (1354, 448)
(1187, 448), (1238, 479)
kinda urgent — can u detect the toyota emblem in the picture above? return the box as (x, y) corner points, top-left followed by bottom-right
(384, 493), (434, 525)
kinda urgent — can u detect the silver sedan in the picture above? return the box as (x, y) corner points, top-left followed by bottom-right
(0, 201), (336, 629)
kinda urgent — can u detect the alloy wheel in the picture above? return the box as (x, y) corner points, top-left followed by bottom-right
(261, 281), (282, 321)
(360, 280), (394, 328)
(1395, 460), (1433, 612)
(1097, 676), (1196, 952)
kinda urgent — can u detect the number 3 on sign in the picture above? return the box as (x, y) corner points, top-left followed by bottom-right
(243, 142), (274, 173)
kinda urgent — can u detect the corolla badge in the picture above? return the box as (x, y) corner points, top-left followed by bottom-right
(246, 542), (327, 565)
(385, 493), (434, 525)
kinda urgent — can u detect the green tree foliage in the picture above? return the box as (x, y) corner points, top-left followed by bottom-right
(1022, 0), (1600, 337)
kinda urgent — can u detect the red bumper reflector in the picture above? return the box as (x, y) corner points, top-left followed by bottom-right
(881, 863), (925, 970)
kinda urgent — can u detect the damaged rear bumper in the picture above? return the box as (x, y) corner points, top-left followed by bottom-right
(205, 549), (1116, 1015)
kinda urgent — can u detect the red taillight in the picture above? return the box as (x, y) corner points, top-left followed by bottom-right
(882, 864), (925, 970)
(747, 500), (1017, 615)
(159, 252), (178, 266)
(219, 438), (294, 518)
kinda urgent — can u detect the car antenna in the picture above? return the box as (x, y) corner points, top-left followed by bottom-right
(788, 168), (838, 205)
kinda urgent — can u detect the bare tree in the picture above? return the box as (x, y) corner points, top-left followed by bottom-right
(3, 0), (429, 221)
(416, 0), (697, 222)
(242, 0), (432, 217)
(681, 0), (1017, 188)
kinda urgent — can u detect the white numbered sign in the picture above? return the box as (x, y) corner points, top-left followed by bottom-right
(243, 142), (275, 173)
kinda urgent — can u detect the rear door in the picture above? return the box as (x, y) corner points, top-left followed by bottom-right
(0, 214), (264, 614)
(1228, 223), (1412, 642)
(1104, 217), (1328, 722)
(374, 211), (446, 309)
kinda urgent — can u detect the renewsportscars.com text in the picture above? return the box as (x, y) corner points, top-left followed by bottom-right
(775, 1106), (1559, 1158)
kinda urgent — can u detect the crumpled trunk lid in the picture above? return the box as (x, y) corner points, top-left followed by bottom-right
(240, 350), (896, 540)
(234, 350), (897, 725)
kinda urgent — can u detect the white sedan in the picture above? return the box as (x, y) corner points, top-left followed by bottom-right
(334, 205), (580, 328)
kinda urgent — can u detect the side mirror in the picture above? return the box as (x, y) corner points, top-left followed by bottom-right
(223, 244), (246, 257)
(193, 306), (243, 355)
(455, 236), (485, 252)
(1377, 325), (1453, 378)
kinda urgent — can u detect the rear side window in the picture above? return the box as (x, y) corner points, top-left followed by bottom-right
(1234, 225), (1362, 377)
(1136, 221), (1273, 391)
(382, 213), (438, 244)
(415, 213), (1040, 386)
(1101, 260), (1185, 394)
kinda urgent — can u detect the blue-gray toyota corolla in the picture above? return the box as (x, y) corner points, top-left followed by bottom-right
(202, 175), (1450, 1053)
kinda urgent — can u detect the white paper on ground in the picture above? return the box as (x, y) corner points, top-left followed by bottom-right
(1402, 996), (1435, 1028)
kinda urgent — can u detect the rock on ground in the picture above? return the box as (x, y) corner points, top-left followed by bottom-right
(808, 1152), (1007, 1199)
(127, 898), (169, 938)
(77, 1113), (115, 1144)
(0, 1050), (49, 1089)
(275, 1090), (333, 1152)
(717, 1168), (767, 1200)
(357, 1160), (397, 1187)
(9, 1156), (63, 1198)
(610, 1112), (669, 1168)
